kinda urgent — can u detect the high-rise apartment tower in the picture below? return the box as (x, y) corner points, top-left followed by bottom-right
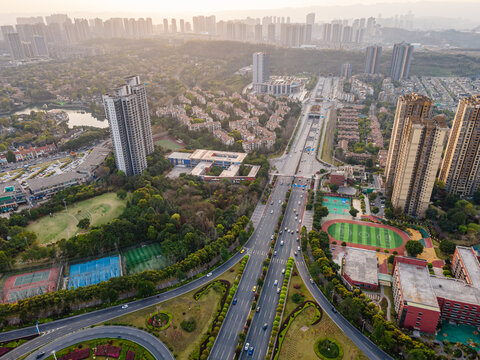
(103, 75), (154, 176)
(386, 94), (448, 217)
(365, 45), (382, 74)
(439, 95), (480, 196)
(252, 52), (270, 92)
(390, 42), (413, 81)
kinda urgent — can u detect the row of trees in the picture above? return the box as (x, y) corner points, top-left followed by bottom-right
(0, 215), (251, 327)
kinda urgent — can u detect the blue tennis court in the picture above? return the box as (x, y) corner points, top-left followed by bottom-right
(323, 196), (350, 215)
(69, 256), (121, 289)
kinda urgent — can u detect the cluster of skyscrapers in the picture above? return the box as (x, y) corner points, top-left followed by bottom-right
(385, 94), (480, 217)
(1, 14), (154, 60)
(103, 76), (154, 177)
(364, 42), (414, 81)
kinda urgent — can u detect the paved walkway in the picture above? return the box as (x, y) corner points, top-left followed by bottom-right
(24, 326), (173, 360)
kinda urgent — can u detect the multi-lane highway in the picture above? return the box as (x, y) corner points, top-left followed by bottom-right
(238, 179), (308, 360)
(209, 176), (291, 360)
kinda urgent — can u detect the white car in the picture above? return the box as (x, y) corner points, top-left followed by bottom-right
(280, 240), (284, 246)
(274, 279), (278, 286)
(122, 304), (129, 309)
(244, 343), (250, 351)
(271, 210), (273, 214)
(282, 268), (285, 274)
(297, 246), (301, 251)
(277, 287), (281, 294)
(271, 235), (274, 240)
(206, 272), (212, 277)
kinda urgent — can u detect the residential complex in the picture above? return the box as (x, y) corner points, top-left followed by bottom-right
(439, 95), (480, 196)
(389, 112), (447, 217)
(393, 247), (480, 333)
(385, 94), (432, 189)
(103, 75), (154, 176)
(365, 45), (382, 75)
(390, 42), (413, 81)
(158, 87), (293, 153)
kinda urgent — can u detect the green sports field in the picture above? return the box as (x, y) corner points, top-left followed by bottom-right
(27, 192), (127, 245)
(124, 243), (168, 274)
(327, 222), (404, 249)
(154, 138), (183, 150)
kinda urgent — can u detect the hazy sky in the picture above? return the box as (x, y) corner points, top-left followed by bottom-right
(4, 0), (479, 13)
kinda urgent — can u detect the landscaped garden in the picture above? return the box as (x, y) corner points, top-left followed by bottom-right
(315, 338), (343, 360)
(42, 338), (155, 360)
(276, 265), (368, 360)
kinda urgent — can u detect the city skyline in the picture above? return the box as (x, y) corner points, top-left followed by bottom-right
(1, 1), (480, 28)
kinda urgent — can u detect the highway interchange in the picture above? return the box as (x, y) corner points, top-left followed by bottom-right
(0, 77), (392, 360)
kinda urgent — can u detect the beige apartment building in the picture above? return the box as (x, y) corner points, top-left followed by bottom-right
(439, 95), (480, 196)
(389, 114), (448, 217)
(385, 94), (432, 189)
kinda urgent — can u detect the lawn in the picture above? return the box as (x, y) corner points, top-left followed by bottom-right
(124, 243), (168, 274)
(27, 193), (127, 245)
(327, 222), (404, 249)
(43, 338), (155, 360)
(104, 262), (240, 359)
(278, 266), (368, 360)
(155, 138), (183, 151)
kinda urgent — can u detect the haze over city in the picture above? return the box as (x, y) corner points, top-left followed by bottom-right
(0, 1), (479, 360)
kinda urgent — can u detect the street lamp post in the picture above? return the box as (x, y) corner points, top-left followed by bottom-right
(52, 350), (57, 360)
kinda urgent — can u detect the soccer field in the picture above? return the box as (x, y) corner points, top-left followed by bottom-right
(124, 243), (168, 274)
(327, 222), (404, 249)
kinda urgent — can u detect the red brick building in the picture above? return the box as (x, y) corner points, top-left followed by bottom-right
(392, 248), (480, 334)
(392, 257), (441, 334)
(329, 171), (345, 187)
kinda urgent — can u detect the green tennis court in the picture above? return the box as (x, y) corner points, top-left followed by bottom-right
(124, 243), (168, 274)
(323, 196), (351, 215)
(327, 222), (404, 249)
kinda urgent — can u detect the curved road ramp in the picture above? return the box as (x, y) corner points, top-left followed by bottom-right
(22, 325), (173, 360)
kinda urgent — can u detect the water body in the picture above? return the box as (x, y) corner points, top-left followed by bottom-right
(12, 107), (108, 129)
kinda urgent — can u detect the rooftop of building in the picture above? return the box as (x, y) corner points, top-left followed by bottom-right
(26, 171), (88, 192)
(167, 151), (193, 160)
(0, 181), (24, 194)
(430, 276), (480, 306)
(190, 149), (247, 163)
(344, 247), (378, 285)
(456, 246), (480, 288)
(396, 261), (440, 310)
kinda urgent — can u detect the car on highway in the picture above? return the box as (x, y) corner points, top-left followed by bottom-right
(35, 351), (45, 359)
(248, 346), (254, 356)
(271, 201), (273, 205)
(271, 234), (274, 240)
(294, 251), (297, 256)
(271, 210), (273, 214)
(244, 343), (250, 351)
(297, 237), (300, 242)
(297, 246), (301, 251)
(256, 306), (261, 313)
(278, 200), (281, 204)
(277, 287), (281, 294)
(282, 268), (285, 274)
(240, 248), (245, 254)
(279, 230), (282, 234)
(121, 304), (129, 309)
(274, 279), (278, 286)
(291, 230), (294, 234)
(206, 272), (212, 277)
(280, 240), (284, 246)
(252, 286), (257, 292)
(284, 227), (287, 231)
(273, 250), (277, 256)
(331, 306), (338, 314)
(233, 298), (237, 305)
(263, 323), (268, 330)
(310, 278), (314, 284)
